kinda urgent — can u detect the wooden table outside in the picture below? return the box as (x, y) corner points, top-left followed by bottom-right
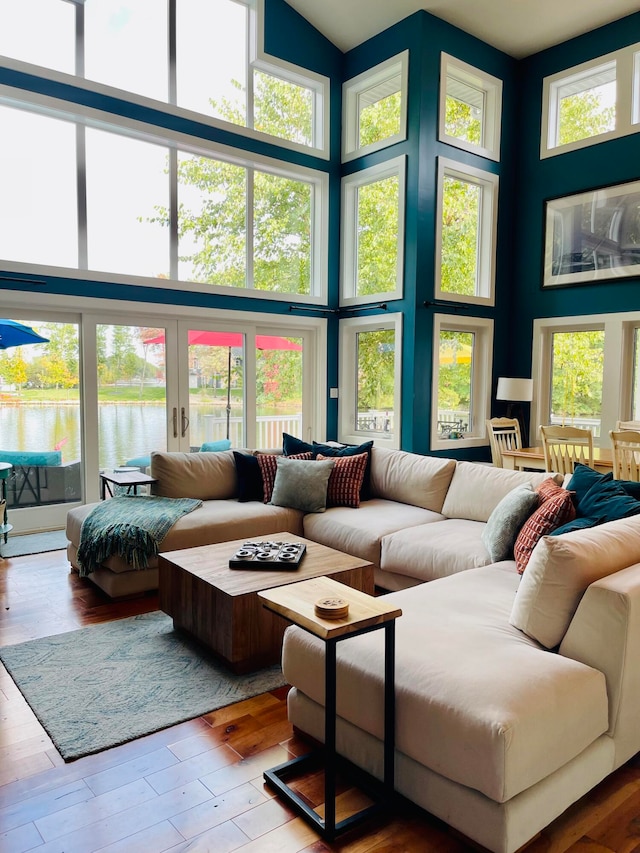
(258, 576), (402, 840)
(158, 535), (374, 674)
(100, 470), (157, 499)
(501, 445), (613, 473)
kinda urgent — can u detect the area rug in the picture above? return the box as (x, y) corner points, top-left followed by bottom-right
(1, 529), (68, 558)
(0, 611), (287, 761)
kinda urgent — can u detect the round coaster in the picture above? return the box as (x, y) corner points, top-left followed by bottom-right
(314, 596), (349, 620)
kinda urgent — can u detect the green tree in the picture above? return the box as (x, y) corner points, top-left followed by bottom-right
(551, 331), (604, 421)
(359, 91), (402, 148)
(558, 91), (615, 146)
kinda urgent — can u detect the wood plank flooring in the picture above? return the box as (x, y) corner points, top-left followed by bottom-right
(1, 548), (640, 852)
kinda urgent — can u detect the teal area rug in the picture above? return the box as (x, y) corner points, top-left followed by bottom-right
(1, 529), (68, 558)
(0, 611), (286, 762)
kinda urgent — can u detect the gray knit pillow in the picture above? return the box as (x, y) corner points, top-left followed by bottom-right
(481, 484), (539, 562)
(270, 457), (335, 513)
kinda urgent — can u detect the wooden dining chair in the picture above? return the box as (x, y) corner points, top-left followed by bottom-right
(486, 418), (522, 467)
(610, 429), (640, 480)
(540, 424), (594, 475)
(616, 419), (640, 431)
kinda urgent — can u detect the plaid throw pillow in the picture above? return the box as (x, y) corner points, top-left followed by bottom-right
(317, 452), (368, 508)
(256, 452), (312, 503)
(514, 480), (576, 574)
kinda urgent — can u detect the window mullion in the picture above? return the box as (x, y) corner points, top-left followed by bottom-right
(168, 0), (177, 105)
(247, 167), (254, 289)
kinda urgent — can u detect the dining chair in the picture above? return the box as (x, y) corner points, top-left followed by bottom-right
(486, 417), (522, 467)
(610, 429), (640, 480)
(616, 419), (640, 431)
(540, 424), (594, 475)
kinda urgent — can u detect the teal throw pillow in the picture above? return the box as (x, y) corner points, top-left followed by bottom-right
(270, 457), (335, 513)
(567, 463), (612, 507)
(481, 483), (539, 562)
(200, 439), (232, 452)
(549, 516), (600, 536)
(578, 478), (640, 524)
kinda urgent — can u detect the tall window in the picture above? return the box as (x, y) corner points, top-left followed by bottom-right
(0, 99), (325, 300)
(542, 42), (640, 157)
(341, 157), (406, 305)
(431, 314), (493, 449)
(0, 0), (328, 154)
(339, 314), (402, 448)
(550, 330), (605, 436)
(342, 52), (408, 161)
(439, 54), (502, 161)
(435, 158), (498, 305)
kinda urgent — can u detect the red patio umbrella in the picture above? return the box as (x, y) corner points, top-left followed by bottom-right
(144, 329), (302, 439)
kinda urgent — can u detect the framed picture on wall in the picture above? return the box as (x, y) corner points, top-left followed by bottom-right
(543, 179), (640, 288)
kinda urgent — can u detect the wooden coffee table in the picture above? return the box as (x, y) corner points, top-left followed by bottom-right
(158, 535), (374, 673)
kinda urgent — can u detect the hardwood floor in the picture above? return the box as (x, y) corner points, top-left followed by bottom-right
(1, 548), (640, 852)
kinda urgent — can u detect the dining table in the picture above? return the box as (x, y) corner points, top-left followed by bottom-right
(500, 446), (613, 474)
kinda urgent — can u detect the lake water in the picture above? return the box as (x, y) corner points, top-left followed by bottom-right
(0, 403), (249, 470)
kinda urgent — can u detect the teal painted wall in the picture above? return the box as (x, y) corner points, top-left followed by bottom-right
(511, 12), (640, 379)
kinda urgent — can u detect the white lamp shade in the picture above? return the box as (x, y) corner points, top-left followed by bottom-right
(496, 377), (533, 402)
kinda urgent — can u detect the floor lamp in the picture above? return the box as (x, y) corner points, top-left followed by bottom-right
(496, 377), (534, 447)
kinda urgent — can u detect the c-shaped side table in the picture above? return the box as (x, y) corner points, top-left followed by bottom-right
(0, 462), (13, 546)
(258, 576), (402, 841)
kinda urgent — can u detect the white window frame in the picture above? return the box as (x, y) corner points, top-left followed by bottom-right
(0, 0), (330, 159)
(531, 311), (640, 446)
(340, 155), (405, 307)
(431, 313), (493, 451)
(541, 42), (639, 159)
(342, 51), (409, 162)
(0, 84), (329, 305)
(338, 312), (402, 449)
(434, 157), (498, 307)
(438, 53), (502, 162)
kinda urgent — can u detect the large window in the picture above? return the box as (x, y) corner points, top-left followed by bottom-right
(439, 54), (502, 162)
(339, 313), (402, 448)
(341, 157), (406, 306)
(431, 314), (493, 450)
(0, 0), (328, 155)
(542, 42), (640, 157)
(0, 97), (326, 300)
(532, 313), (640, 444)
(434, 158), (498, 305)
(342, 52), (408, 162)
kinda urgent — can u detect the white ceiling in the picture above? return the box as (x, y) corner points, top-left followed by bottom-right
(284, 0), (640, 58)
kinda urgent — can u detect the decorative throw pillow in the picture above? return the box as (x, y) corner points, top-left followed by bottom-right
(282, 433), (315, 456)
(549, 516), (599, 536)
(313, 440), (374, 500)
(256, 452), (312, 503)
(270, 457), (335, 513)
(316, 452), (368, 508)
(200, 439), (232, 452)
(577, 477), (640, 523)
(481, 484), (539, 562)
(514, 480), (576, 574)
(510, 514), (640, 649)
(233, 451), (264, 503)
(567, 463), (612, 505)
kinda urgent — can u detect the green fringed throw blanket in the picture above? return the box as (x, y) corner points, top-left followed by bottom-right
(77, 495), (202, 577)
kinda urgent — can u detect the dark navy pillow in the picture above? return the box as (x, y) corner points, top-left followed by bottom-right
(578, 478), (640, 523)
(549, 516), (599, 536)
(233, 451), (264, 502)
(567, 463), (612, 507)
(282, 433), (314, 456)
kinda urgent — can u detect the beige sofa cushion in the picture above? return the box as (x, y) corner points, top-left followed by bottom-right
(369, 447), (456, 512)
(441, 462), (562, 522)
(380, 518), (492, 582)
(510, 514), (640, 649)
(151, 450), (237, 500)
(282, 564), (608, 803)
(303, 499), (443, 567)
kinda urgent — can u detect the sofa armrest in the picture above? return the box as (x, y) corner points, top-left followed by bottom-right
(559, 562), (640, 768)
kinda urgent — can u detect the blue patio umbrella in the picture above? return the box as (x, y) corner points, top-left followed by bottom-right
(0, 319), (49, 349)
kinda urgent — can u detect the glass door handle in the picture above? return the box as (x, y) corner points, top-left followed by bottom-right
(181, 407), (190, 438)
(172, 407), (178, 438)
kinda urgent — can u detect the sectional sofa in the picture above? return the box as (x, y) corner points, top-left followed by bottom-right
(64, 444), (640, 852)
(66, 444), (561, 597)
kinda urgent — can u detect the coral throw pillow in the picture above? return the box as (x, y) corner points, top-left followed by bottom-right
(256, 452), (312, 503)
(514, 479), (576, 574)
(317, 452), (368, 508)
